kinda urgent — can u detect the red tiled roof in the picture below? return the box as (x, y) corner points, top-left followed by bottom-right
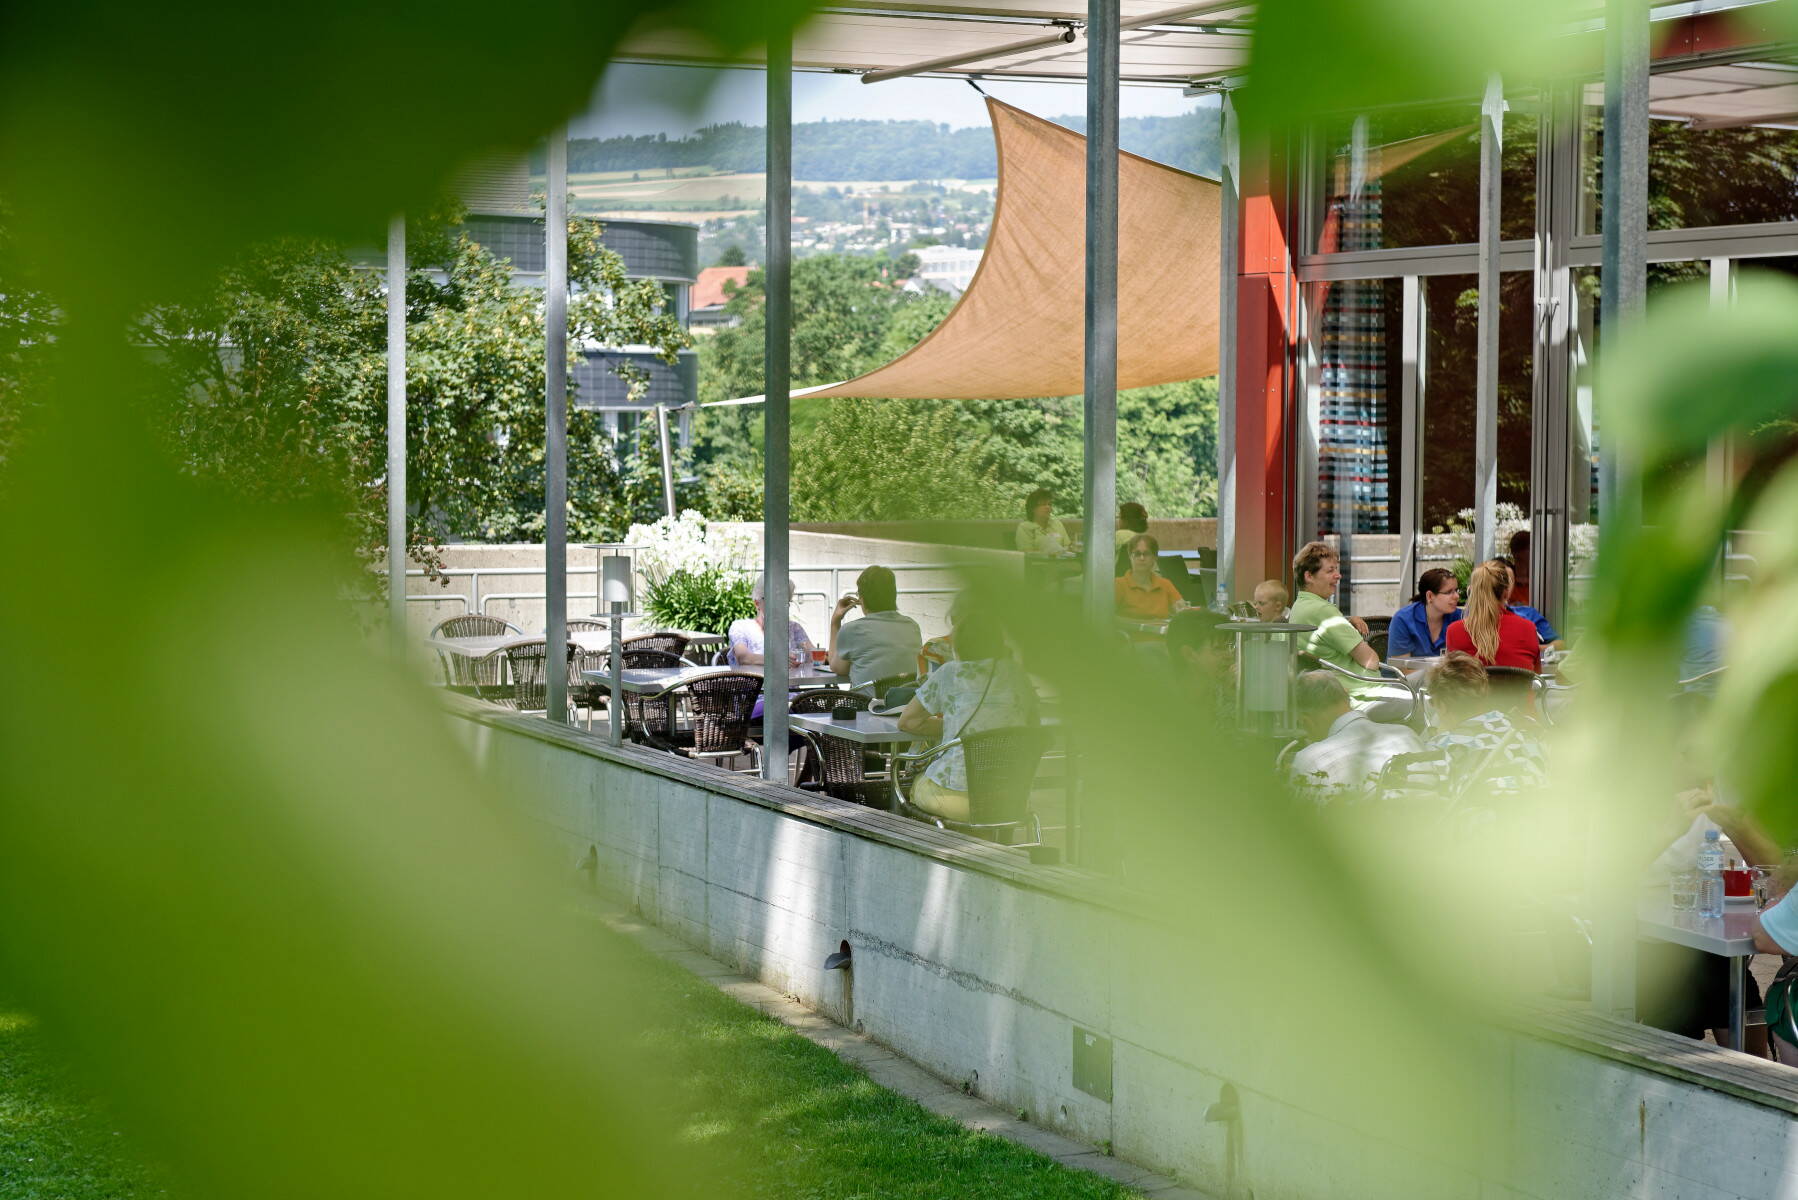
(691, 266), (752, 310)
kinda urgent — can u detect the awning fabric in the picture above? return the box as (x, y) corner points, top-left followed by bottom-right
(796, 98), (1219, 401)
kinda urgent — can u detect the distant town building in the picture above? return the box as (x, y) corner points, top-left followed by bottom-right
(446, 155), (700, 445)
(910, 244), (983, 296)
(688, 265), (754, 331)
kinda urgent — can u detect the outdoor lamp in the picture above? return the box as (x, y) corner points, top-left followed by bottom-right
(600, 554), (634, 610)
(1228, 621), (1314, 739)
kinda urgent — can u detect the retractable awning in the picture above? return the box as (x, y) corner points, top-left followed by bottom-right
(720, 98), (1221, 403)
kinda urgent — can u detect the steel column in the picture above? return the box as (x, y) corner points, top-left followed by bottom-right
(1531, 86), (1579, 635)
(762, 33), (793, 781)
(1474, 75), (1504, 566)
(386, 214), (407, 657)
(1215, 91), (1239, 609)
(1082, 0), (1119, 629)
(1397, 275), (1423, 590)
(1592, 0), (1648, 1022)
(1599, 0), (1648, 538)
(545, 127), (570, 722)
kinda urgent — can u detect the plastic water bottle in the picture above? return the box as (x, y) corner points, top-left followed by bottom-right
(1697, 829), (1726, 919)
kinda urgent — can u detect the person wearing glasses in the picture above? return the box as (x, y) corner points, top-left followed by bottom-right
(1387, 568), (1464, 658)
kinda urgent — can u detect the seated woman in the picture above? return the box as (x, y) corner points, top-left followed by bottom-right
(897, 612), (1039, 823)
(1015, 487), (1073, 554)
(1443, 561), (1541, 672)
(1114, 533), (1188, 622)
(1387, 568), (1463, 658)
(728, 575), (815, 668)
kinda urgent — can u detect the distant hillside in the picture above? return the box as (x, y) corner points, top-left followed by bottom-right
(564, 108), (1221, 181)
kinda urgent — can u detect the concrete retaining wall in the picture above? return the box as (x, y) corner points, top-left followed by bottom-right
(448, 702), (1798, 1200)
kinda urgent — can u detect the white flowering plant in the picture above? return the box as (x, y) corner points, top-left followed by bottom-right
(1414, 503), (1597, 587)
(625, 511), (759, 634)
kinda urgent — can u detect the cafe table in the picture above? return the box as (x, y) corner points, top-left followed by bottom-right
(1637, 889), (1761, 1051)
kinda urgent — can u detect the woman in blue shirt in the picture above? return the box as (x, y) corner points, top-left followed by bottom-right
(1387, 568), (1463, 657)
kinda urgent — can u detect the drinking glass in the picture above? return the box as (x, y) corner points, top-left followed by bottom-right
(1754, 866), (1776, 910)
(1670, 870), (1699, 913)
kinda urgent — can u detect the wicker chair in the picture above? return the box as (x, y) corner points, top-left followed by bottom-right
(624, 632), (690, 662)
(789, 690), (873, 796)
(501, 640), (579, 717)
(430, 614), (523, 698)
(611, 648), (688, 741)
(892, 725), (1049, 844)
(566, 620), (608, 725)
(643, 672), (763, 770)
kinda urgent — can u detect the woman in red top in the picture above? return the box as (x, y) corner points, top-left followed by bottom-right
(1444, 560), (1541, 672)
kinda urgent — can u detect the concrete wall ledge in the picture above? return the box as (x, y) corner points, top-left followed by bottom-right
(444, 694), (1798, 1128)
(442, 693), (1139, 916)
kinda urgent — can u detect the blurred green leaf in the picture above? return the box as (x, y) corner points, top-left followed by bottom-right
(1598, 274), (1798, 469)
(1239, 0), (1592, 138)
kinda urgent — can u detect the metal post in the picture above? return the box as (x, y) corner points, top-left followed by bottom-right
(1073, 0), (1120, 866)
(1706, 258), (1734, 588)
(1593, 0), (1647, 1022)
(1473, 74), (1503, 566)
(655, 404), (677, 518)
(1082, 0), (1119, 627)
(1398, 275), (1423, 591)
(1215, 90), (1239, 610)
(386, 214), (407, 658)
(762, 32), (793, 782)
(1599, 0), (1647, 539)
(545, 126), (570, 723)
(1530, 85), (1578, 635)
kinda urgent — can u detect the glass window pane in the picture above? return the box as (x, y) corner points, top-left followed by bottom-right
(1415, 272), (1536, 532)
(1581, 58), (1798, 234)
(1315, 277), (1403, 534)
(1312, 100), (1537, 253)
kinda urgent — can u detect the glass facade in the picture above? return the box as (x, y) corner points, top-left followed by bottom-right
(1299, 40), (1798, 631)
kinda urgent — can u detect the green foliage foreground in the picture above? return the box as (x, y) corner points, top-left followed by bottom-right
(0, 943), (1141, 1200)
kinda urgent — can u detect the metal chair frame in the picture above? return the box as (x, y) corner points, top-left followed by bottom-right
(890, 725), (1049, 845)
(1297, 653), (1421, 726)
(430, 614), (524, 698)
(640, 670), (763, 772)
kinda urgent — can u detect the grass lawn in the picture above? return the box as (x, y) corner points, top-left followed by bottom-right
(0, 1013), (168, 1199)
(0, 945), (1141, 1200)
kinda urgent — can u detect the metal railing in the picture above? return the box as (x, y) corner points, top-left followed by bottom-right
(398, 551), (969, 621)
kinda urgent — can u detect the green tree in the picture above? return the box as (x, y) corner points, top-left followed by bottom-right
(790, 398), (1002, 521)
(138, 204), (691, 574)
(715, 243), (747, 266)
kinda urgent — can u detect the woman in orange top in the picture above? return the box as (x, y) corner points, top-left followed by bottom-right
(1114, 533), (1189, 622)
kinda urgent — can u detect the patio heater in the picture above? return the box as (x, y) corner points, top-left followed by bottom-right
(1227, 621), (1314, 739)
(602, 556), (635, 746)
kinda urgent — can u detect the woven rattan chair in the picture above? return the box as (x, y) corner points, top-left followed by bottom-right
(892, 725), (1049, 844)
(641, 671), (763, 771)
(501, 640), (578, 717)
(624, 632), (690, 663)
(565, 620), (608, 726)
(430, 613), (523, 697)
(788, 690), (872, 795)
(610, 648), (687, 741)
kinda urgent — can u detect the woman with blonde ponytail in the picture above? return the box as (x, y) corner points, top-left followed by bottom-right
(1444, 560), (1542, 671)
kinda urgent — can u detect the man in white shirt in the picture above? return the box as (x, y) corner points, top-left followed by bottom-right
(1288, 671), (1423, 804)
(828, 565), (923, 692)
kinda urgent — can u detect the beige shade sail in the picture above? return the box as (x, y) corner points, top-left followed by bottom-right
(797, 98), (1220, 401)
